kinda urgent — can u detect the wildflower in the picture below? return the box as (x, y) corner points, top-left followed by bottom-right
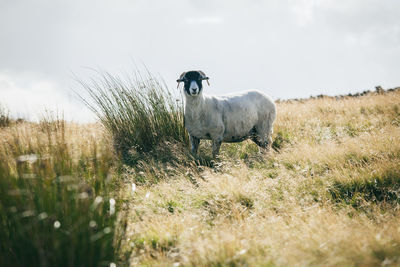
(109, 198), (116, 215)
(54, 220), (61, 229)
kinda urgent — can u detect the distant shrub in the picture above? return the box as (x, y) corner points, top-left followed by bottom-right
(79, 71), (188, 165)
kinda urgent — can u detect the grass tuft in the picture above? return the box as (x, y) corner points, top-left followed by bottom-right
(329, 168), (400, 208)
(0, 119), (120, 267)
(78, 70), (188, 165)
(272, 130), (291, 151)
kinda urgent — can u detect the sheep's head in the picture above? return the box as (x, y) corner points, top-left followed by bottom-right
(177, 70), (209, 96)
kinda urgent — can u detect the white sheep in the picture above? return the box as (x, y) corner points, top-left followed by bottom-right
(177, 70), (276, 157)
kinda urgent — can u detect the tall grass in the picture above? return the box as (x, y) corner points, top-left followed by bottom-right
(0, 103), (11, 127)
(0, 115), (120, 267)
(0, 164), (117, 267)
(78, 71), (188, 164)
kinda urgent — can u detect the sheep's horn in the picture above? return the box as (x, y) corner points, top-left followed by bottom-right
(178, 72), (186, 81)
(201, 77), (210, 86)
(176, 79), (184, 88)
(198, 70), (210, 85)
(177, 72), (187, 88)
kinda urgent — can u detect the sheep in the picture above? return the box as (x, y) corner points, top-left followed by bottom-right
(177, 70), (276, 158)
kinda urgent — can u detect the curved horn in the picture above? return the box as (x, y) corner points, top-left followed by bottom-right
(176, 72), (186, 88)
(198, 70), (210, 86)
(198, 70), (209, 80)
(176, 72), (186, 82)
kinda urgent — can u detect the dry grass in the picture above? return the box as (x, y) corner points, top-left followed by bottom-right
(117, 91), (400, 266)
(1, 90), (399, 266)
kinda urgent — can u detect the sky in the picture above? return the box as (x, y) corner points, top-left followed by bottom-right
(1, 0), (400, 121)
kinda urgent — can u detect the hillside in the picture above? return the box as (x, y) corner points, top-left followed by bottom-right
(1, 89), (400, 266)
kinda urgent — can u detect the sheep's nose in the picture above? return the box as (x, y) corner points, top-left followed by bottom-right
(189, 81), (199, 93)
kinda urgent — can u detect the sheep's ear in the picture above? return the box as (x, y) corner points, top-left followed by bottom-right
(198, 70), (210, 86)
(176, 72), (186, 88)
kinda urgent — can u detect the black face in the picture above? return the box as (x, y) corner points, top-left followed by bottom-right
(182, 71), (204, 96)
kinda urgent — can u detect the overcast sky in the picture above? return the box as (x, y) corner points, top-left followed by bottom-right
(1, 0), (399, 121)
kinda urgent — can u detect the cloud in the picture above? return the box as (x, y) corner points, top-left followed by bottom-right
(0, 71), (94, 122)
(290, 0), (321, 26)
(185, 16), (224, 25)
(0, 0), (400, 122)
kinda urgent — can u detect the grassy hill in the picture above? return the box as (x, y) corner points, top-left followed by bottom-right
(1, 85), (399, 266)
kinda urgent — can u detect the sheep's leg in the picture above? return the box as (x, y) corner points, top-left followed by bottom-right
(256, 132), (272, 151)
(212, 139), (222, 158)
(250, 127), (267, 149)
(267, 109), (277, 149)
(263, 135), (273, 151)
(264, 112), (275, 151)
(251, 135), (269, 154)
(253, 115), (274, 151)
(190, 135), (200, 155)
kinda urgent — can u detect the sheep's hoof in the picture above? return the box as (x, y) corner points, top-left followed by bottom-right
(189, 150), (199, 157)
(211, 160), (224, 172)
(258, 145), (271, 155)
